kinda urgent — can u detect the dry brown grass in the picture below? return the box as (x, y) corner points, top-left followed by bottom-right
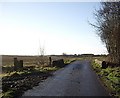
(2, 55), (64, 67)
(2, 55), (39, 67)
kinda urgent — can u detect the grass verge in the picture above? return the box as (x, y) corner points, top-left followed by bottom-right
(92, 60), (120, 97)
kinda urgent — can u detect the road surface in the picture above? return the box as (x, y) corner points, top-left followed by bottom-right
(22, 60), (109, 96)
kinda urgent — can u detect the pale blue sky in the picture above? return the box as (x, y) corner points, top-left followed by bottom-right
(0, 2), (108, 55)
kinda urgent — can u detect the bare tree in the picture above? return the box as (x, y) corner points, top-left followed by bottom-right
(37, 41), (46, 66)
(91, 2), (120, 65)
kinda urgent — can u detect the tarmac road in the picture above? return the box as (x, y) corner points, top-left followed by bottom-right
(23, 60), (109, 96)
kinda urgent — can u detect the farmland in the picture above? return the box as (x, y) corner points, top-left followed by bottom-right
(1, 55), (80, 98)
(1, 55), (119, 97)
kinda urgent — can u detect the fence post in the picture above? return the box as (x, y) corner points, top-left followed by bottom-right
(19, 60), (23, 69)
(49, 57), (52, 66)
(14, 58), (18, 71)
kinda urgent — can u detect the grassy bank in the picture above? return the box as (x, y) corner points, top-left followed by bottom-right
(92, 60), (120, 97)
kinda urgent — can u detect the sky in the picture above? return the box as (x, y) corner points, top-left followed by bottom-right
(0, 1), (108, 55)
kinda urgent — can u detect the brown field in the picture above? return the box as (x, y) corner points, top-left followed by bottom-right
(2, 55), (38, 66)
(1, 54), (106, 74)
(1, 55), (65, 67)
(1, 55), (64, 73)
(2, 55), (106, 66)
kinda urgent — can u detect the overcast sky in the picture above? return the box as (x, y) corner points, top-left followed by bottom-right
(0, 2), (108, 55)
